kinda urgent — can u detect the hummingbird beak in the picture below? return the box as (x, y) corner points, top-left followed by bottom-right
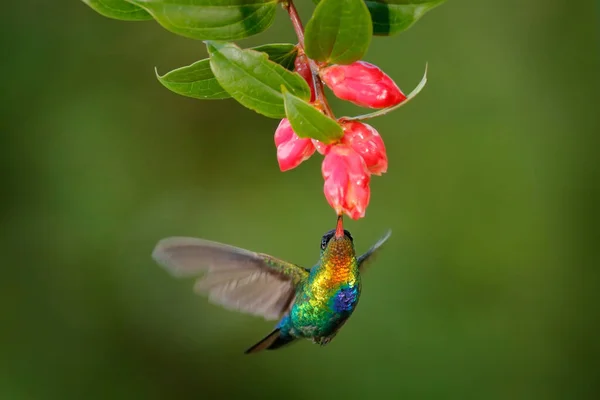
(335, 215), (344, 238)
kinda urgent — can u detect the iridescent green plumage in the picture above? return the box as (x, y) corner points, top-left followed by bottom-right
(152, 216), (391, 354)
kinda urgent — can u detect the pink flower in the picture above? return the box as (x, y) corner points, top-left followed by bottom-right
(294, 53), (315, 102)
(341, 121), (388, 175)
(322, 144), (371, 220)
(274, 118), (316, 171)
(320, 61), (406, 109)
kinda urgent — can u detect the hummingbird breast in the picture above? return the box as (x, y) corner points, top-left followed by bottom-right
(288, 252), (361, 340)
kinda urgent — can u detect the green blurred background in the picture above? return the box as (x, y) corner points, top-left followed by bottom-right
(2, 1), (599, 399)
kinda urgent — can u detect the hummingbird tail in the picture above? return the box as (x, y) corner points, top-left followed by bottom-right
(244, 328), (294, 354)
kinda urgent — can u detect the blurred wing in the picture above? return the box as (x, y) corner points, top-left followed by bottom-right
(152, 237), (309, 321)
(357, 230), (392, 271)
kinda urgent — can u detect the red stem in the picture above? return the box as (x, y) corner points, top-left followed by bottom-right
(286, 0), (305, 46)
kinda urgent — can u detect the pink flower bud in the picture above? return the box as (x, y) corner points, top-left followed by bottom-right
(294, 54), (316, 102)
(274, 118), (316, 172)
(320, 61), (406, 109)
(322, 144), (371, 220)
(341, 121), (388, 175)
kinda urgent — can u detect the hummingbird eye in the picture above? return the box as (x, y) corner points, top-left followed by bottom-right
(321, 238), (328, 249)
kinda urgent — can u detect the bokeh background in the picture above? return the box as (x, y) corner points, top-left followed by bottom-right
(2, 1), (599, 399)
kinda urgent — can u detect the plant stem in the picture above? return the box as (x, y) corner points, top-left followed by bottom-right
(284, 0), (304, 46)
(308, 59), (334, 119)
(283, 0), (335, 119)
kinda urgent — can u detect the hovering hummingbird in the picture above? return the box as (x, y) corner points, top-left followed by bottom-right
(152, 215), (391, 354)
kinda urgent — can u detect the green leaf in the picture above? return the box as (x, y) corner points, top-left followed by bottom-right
(305, 0), (372, 65)
(156, 61), (230, 100)
(207, 42), (310, 119)
(365, 0), (446, 36)
(156, 44), (299, 100)
(81, 0), (152, 21)
(281, 87), (343, 144)
(311, 0), (445, 36)
(256, 44), (299, 71)
(126, 0), (278, 40)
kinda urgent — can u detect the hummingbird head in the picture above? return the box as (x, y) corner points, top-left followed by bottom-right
(320, 215), (355, 259)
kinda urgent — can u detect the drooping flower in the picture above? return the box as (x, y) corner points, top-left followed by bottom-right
(274, 118), (316, 171)
(320, 61), (406, 109)
(341, 121), (388, 175)
(322, 144), (371, 220)
(274, 57), (399, 219)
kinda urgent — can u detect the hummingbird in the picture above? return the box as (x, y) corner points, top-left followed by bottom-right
(152, 215), (391, 354)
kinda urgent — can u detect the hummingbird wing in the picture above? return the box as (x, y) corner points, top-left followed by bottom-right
(357, 230), (392, 271)
(152, 237), (309, 321)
